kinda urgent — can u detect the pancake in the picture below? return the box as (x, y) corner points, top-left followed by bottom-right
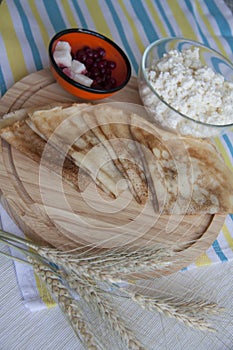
(1, 102), (233, 214)
(28, 104), (125, 198)
(0, 118), (91, 192)
(130, 113), (233, 214)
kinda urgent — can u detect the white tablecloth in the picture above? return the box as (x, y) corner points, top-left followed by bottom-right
(1, 1), (233, 349)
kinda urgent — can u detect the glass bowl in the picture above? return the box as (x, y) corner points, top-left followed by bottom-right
(138, 37), (233, 138)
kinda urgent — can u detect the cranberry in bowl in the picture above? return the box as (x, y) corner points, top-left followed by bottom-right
(48, 28), (131, 100)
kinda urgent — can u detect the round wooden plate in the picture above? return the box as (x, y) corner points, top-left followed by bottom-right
(0, 69), (226, 276)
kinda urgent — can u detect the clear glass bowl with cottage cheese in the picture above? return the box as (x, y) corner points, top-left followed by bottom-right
(138, 37), (233, 138)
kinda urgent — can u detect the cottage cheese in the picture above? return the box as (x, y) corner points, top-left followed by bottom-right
(140, 47), (233, 137)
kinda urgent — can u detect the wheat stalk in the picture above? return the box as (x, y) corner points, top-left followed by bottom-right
(0, 230), (223, 333)
(36, 244), (175, 283)
(128, 291), (219, 332)
(29, 258), (103, 350)
(65, 273), (145, 350)
(0, 230), (175, 278)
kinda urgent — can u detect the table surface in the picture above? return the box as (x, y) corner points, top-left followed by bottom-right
(1, 1), (233, 349)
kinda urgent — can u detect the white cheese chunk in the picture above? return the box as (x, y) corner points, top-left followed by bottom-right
(72, 73), (93, 87)
(141, 47), (233, 137)
(53, 49), (72, 67)
(71, 59), (86, 74)
(55, 40), (71, 52)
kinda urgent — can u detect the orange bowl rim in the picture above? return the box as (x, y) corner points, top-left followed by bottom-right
(48, 28), (132, 95)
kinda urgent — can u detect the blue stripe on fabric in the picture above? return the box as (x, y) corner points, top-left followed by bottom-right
(129, 0), (159, 42)
(181, 266), (188, 271)
(71, 0), (88, 28)
(105, 0), (138, 73)
(204, 0), (233, 54)
(211, 57), (228, 74)
(223, 134), (233, 158)
(155, 0), (176, 37)
(212, 240), (228, 262)
(42, 0), (66, 32)
(230, 214), (233, 222)
(14, 0), (43, 70)
(0, 66), (7, 97)
(185, 0), (209, 46)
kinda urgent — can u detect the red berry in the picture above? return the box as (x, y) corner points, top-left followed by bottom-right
(100, 67), (107, 75)
(91, 81), (102, 89)
(72, 45), (118, 90)
(110, 77), (117, 87)
(86, 48), (94, 58)
(97, 47), (106, 57)
(86, 57), (94, 67)
(97, 60), (107, 69)
(76, 49), (87, 62)
(105, 67), (112, 76)
(90, 67), (100, 77)
(108, 61), (117, 70)
(93, 50), (99, 59)
(95, 76), (103, 84)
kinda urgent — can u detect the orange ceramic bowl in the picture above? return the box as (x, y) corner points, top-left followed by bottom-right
(48, 28), (131, 100)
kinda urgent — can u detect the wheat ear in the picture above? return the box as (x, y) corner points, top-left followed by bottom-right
(36, 244), (174, 282)
(0, 230), (222, 333)
(29, 258), (103, 350)
(65, 273), (145, 350)
(129, 292), (218, 332)
(0, 230), (175, 276)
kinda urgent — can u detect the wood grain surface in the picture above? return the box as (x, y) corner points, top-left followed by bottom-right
(0, 69), (226, 276)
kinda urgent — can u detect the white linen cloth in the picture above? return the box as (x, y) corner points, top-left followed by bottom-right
(1, 0), (233, 349)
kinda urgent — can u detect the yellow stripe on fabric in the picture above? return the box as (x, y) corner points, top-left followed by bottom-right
(60, 0), (79, 27)
(222, 223), (233, 249)
(167, 0), (198, 40)
(85, 0), (112, 38)
(195, 252), (212, 267)
(214, 137), (233, 171)
(28, 0), (50, 48)
(0, 2), (27, 82)
(118, 0), (145, 54)
(34, 271), (56, 308)
(195, 0), (227, 56)
(146, 0), (169, 37)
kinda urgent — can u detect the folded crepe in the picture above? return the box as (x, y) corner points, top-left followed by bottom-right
(27, 104), (126, 198)
(0, 115), (91, 192)
(81, 105), (149, 205)
(1, 102), (233, 214)
(130, 113), (233, 214)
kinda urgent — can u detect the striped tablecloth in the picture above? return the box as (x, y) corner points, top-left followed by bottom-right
(1, 1), (233, 350)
